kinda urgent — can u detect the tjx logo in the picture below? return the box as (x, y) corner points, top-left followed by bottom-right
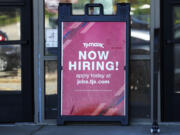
(83, 43), (104, 48)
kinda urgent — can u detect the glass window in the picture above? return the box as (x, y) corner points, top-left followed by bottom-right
(174, 45), (180, 93)
(173, 7), (180, 93)
(45, 61), (57, 119)
(0, 45), (21, 92)
(44, 0), (150, 55)
(130, 60), (150, 119)
(174, 7), (180, 40)
(0, 8), (21, 41)
(126, 0), (150, 55)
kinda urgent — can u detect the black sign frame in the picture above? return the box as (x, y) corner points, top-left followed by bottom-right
(57, 3), (130, 125)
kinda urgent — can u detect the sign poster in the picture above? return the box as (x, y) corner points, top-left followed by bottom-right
(61, 22), (126, 116)
(45, 29), (58, 47)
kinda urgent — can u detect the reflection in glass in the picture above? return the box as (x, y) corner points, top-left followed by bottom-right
(174, 45), (180, 93)
(126, 0), (150, 55)
(130, 60), (151, 119)
(45, 61), (57, 95)
(44, 0), (150, 55)
(0, 8), (21, 40)
(0, 45), (21, 92)
(174, 7), (180, 40)
(174, 8), (180, 93)
(94, 0), (113, 14)
(45, 61), (57, 119)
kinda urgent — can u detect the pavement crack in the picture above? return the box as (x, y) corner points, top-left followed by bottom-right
(30, 125), (45, 135)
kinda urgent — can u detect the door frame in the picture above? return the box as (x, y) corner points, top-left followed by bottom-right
(160, 0), (180, 121)
(33, 0), (44, 123)
(150, 0), (161, 122)
(33, 0), (56, 124)
(0, 0), (34, 122)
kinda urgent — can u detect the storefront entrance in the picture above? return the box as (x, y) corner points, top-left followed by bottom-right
(0, 0), (33, 122)
(162, 0), (180, 121)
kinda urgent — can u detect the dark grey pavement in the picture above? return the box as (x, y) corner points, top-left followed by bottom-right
(0, 124), (180, 135)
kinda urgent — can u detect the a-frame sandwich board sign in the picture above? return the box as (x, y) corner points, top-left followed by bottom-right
(57, 3), (130, 125)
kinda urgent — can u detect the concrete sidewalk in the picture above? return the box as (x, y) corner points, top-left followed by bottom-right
(0, 124), (180, 135)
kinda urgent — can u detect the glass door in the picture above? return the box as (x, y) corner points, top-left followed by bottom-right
(0, 0), (33, 123)
(162, 0), (180, 121)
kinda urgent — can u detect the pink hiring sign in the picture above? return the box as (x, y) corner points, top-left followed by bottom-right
(61, 22), (126, 116)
